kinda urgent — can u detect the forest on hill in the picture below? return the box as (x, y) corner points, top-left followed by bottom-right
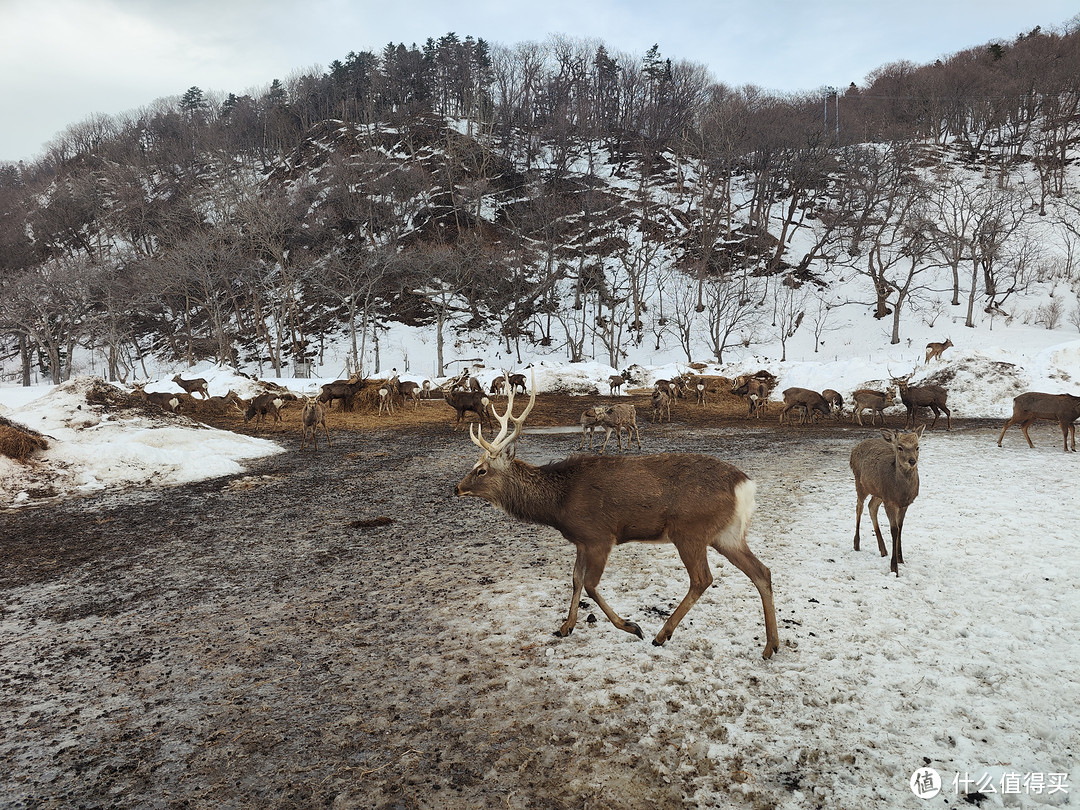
(2, 23), (1080, 384)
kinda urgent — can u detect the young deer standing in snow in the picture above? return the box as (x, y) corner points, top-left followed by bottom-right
(455, 375), (779, 658)
(849, 426), (925, 576)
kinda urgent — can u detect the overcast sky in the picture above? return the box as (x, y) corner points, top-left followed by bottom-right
(2, 0), (1078, 164)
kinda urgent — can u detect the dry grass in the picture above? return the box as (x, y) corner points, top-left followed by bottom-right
(0, 416), (49, 461)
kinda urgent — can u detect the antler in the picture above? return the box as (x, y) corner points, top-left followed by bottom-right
(470, 369), (536, 457)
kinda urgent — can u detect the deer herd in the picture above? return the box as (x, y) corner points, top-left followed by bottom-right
(137, 337), (1076, 657)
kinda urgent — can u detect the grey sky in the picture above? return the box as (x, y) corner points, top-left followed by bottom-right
(2, 0), (1077, 163)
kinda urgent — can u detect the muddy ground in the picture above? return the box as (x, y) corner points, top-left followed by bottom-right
(0, 393), (993, 809)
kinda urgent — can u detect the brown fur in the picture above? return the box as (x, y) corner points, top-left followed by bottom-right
(850, 427), (924, 576)
(172, 374), (209, 399)
(300, 399), (331, 450)
(997, 392), (1080, 452)
(317, 378), (365, 411)
(851, 388), (895, 426)
(444, 389), (490, 429)
(778, 388), (831, 425)
(596, 403), (641, 453)
(456, 385), (779, 658)
(924, 338), (953, 363)
(895, 379), (951, 431)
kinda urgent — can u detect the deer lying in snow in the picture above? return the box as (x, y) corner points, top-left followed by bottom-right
(455, 373), (779, 657)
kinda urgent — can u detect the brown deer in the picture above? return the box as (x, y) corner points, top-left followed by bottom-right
(300, 398), (331, 451)
(851, 388), (895, 427)
(317, 377), (365, 411)
(489, 376), (507, 395)
(243, 392), (286, 432)
(821, 389), (844, 420)
(924, 338), (954, 363)
(731, 375), (771, 418)
(455, 380), (779, 657)
(597, 403), (641, 454)
(508, 373), (528, 395)
(650, 389), (671, 423)
(444, 389), (490, 430)
(398, 380), (422, 409)
(997, 392), (1080, 452)
(132, 383), (183, 414)
(578, 406), (606, 450)
(894, 377), (951, 431)
(377, 385), (395, 415)
(608, 374), (625, 396)
(172, 374), (210, 399)
(778, 388), (831, 424)
(849, 426), (925, 576)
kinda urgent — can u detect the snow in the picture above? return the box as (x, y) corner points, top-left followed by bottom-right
(1, 326), (1078, 806)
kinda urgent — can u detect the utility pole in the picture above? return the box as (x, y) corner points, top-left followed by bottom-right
(823, 86), (839, 140)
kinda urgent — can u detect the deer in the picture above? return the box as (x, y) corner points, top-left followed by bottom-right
(924, 338), (954, 363)
(997, 392), (1080, 452)
(172, 374), (210, 399)
(508, 373), (528, 395)
(731, 375), (770, 418)
(317, 377), (365, 411)
(444, 388), (491, 430)
(849, 426), (925, 576)
(608, 374), (625, 396)
(821, 389), (844, 420)
(851, 389), (896, 426)
(596, 403), (641, 454)
(894, 377), (951, 431)
(243, 392), (286, 432)
(455, 377), (779, 658)
(778, 388), (831, 425)
(378, 386), (395, 415)
(578, 406), (606, 450)
(132, 383), (184, 414)
(650, 389), (671, 423)
(398, 380), (422, 409)
(300, 398), (331, 451)
(489, 376), (507, 395)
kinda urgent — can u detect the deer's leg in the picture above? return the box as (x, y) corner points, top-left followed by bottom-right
(576, 540), (643, 640)
(867, 496), (889, 557)
(556, 545), (587, 637)
(893, 505), (907, 568)
(997, 417), (1018, 446)
(716, 543), (780, 660)
(854, 489), (867, 551)
(1020, 419), (1037, 448)
(654, 541), (713, 647)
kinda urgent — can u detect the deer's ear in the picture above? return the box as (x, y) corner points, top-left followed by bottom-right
(880, 429), (895, 444)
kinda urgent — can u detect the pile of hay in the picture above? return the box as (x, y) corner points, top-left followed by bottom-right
(0, 415), (49, 461)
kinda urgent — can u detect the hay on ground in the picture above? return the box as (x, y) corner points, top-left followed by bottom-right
(0, 416), (49, 461)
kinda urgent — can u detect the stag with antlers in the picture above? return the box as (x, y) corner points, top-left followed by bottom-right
(455, 373), (779, 658)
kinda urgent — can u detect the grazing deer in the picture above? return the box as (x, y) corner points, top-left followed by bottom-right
(608, 374), (625, 396)
(172, 374), (210, 399)
(597, 403), (641, 454)
(822, 389), (844, 420)
(851, 388), (895, 426)
(778, 388), (831, 425)
(850, 426), (925, 576)
(924, 338), (954, 363)
(731, 375), (771, 418)
(398, 380), (422, 409)
(508, 373), (528, 395)
(318, 377), (364, 411)
(579, 406), (606, 450)
(651, 389), (671, 423)
(243, 392), (286, 432)
(300, 398), (331, 450)
(997, 392), (1080, 452)
(894, 377), (951, 431)
(456, 379), (779, 657)
(489, 376), (507, 395)
(378, 386), (395, 415)
(444, 389), (490, 430)
(132, 383), (183, 414)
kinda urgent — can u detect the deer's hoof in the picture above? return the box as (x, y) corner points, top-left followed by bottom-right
(625, 621), (644, 640)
